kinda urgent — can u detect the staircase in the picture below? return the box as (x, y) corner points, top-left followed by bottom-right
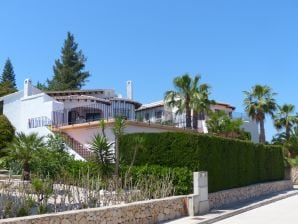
(57, 132), (93, 160)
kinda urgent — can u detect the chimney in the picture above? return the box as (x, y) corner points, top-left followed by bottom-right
(24, 78), (32, 97)
(126, 80), (133, 100)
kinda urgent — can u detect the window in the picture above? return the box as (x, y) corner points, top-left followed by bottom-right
(155, 110), (162, 119)
(198, 112), (205, 120)
(0, 101), (3, 115)
(86, 113), (101, 122)
(113, 108), (130, 119)
(145, 113), (150, 120)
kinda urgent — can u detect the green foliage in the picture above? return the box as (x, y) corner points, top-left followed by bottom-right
(89, 134), (114, 177)
(164, 74), (213, 129)
(7, 132), (44, 180)
(113, 116), (126, 177)
(273, 104), (298, 140)
(0, 115), (15, 150)
(1, 58), (16, 87)
(206, 111), (250, 140)
(120, 132), (284, 193)
(0, 81), (17, 97)
(47, 32), (90, 90)
(30, 134), (74, 179)
(121, 165), (192, 195)
(0, 58), (17, 96)
(65, 159), (99, 180)
(243, 85), (277, 143)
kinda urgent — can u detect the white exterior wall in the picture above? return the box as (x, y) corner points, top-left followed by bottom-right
(241, 120), (259, 143)
(63, 125), (170, 147)
(3, 87), (63, 136)
(210, 104), (234, 114)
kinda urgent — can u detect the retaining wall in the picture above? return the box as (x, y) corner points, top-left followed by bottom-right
(0, 195), (188, 224)
(289, 167), (298, 184)
(209, 180), (292, 209)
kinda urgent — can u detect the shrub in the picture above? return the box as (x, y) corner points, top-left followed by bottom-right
(120, 165), (192, 195)
(120, 132), (284, 192)
(0, 115), (15, 150)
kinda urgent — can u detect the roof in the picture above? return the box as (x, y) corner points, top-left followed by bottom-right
(136, 100), (235, 111)
(110, 97), (142, 108)
(46, 89), (115, 97)
(54, 95), (111, 104)
(136, 100), (164, 111)
(0, 90), (23, 101)
(215, 102), (236, 110)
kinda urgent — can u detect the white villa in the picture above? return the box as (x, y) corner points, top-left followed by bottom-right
(135, 101), (259, 143)
(0, 79), (259, 160)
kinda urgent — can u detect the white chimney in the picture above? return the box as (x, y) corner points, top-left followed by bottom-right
(24, 78), (32, 97)
(126, 80), (133, 100)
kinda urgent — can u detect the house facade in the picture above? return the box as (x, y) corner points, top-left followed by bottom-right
(0, 79), (259, 160)
(136, 100), (259, 143)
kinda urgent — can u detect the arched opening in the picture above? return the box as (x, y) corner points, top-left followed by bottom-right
(68, 107), (103, 124)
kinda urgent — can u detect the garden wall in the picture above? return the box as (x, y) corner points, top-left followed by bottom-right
(209, 180), (292, 209)
(0, 195), (188, 224)
(289, 167), (298, 184)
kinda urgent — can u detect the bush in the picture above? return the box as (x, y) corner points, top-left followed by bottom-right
(120, 132), (284, 193)
(121, 165), (192, 195)
(0, 115), (15, 150)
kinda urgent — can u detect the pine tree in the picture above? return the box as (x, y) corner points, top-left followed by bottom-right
(0, 58), (17, 96)
(1, 58), (16, 87)
(47, 32), (90, 90)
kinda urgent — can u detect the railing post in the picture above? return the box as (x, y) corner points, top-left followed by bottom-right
(188, 171), (209, 216)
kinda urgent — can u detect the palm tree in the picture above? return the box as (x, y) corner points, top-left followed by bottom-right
(89, 134), (114, 177)
(191, 83), (214, 129)
(112, 116), (126, 178)
(165, 74), (212, 129)
(243, 85), (277, 144)
(274, 104), (298, 140)
(7, 132), (44, 180)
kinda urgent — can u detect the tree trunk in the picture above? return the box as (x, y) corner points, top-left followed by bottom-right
(23, 161), (30, 181)
(192, 110), (198, 130)
(185, 97), (192, 129)
(114, 137), (119, 178)
(259, 119), (266, 144)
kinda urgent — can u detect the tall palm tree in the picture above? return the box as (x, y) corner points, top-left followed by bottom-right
(243, 85), (277, 144)
(274, 104), (298, 140)
(191, 83), (214, 129)
(165, 74), (212, 129)
(7, 132), (44, 180)
(165, 74), (194, 128)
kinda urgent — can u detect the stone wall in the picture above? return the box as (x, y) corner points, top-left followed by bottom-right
(0, 196), (188, 224)
(290, 167), (298, 184)
(209, 180), (292, 209)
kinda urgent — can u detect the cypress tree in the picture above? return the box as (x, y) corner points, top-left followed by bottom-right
(47, 32), (90, 91)
(0, 58), (17, 96)
(1, 58), (16, 88)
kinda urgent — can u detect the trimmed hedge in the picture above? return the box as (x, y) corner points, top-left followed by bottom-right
(120, 165), (192, 195)
(120, 132), (284, 193)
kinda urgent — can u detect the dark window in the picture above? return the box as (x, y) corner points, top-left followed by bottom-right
(0, 101), (3, 115)
(86, 113), (101, 122)
(145, 113), (150, 120)
(198, 112), (205, 120)
(114, 108), (130, 119)
(155, 110), (162, 119)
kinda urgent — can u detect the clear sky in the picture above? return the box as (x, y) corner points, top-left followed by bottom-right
(0, 0), (297, 141)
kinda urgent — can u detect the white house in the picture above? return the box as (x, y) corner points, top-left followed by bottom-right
(135, 100), (259, 143)
(0, 79), (259, 160)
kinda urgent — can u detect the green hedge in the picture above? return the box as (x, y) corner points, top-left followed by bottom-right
(120, 132), (284, 193)
(120, 165), (192, 195)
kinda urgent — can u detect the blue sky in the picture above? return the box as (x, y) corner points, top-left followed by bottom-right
(0, 0), (297, 141)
